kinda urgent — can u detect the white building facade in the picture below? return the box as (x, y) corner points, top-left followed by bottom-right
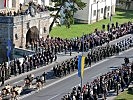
(0, 0), (49, 12)
(74, 0), (116, 24)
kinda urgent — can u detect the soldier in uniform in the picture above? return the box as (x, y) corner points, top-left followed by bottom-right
(69, 44), (72, 56)
(54, 54), (57, 61)
(22, 62), (25, 73)
(42, 72), (47, 83)
(107, 24), (110, 32)
(124, 57), (129, 65)
(116, 22), (119, 28)
(17, 59), (21, 74)
(1, 76), (4, 86)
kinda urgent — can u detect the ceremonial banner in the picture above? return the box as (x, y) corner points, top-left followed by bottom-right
(78, 55), (85, 78)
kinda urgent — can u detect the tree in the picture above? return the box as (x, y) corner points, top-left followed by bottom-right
(119, 0), (132, 10)
(49, 0), (86, 32)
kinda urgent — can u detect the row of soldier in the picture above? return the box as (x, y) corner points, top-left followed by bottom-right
(0, 32), (133, 86)
(0, 21), (132, 85)
(26, 21), (133, 56)
(0, 49), (57, 86)
(61, 58), (133, 100)
(0, 37), (132, 98)
(52, 37), (133, 78)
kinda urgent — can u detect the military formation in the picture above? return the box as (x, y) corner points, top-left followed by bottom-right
(0, 21), (133, 100)
(0, 48), (57, 86)
(27, 21), (133, 54)
(0, 21), (133, 86)
(52, 36), (133, 78)
(62, 58), (133, 100)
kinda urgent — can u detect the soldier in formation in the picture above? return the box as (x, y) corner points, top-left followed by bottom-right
(0, 21), (133, 85)
(62, 58), (133, 100)
(53, 37), (133, 78)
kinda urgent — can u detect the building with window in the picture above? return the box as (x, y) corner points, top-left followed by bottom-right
(74, 0), (116, 24)
(0, 0), (50, 63)
(0, 0), (49, 12)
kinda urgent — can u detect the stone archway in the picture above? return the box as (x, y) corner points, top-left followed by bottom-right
(26, 26), (39, 46)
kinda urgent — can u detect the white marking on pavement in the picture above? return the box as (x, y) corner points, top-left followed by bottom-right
(47, 94), (60, 100)
(71, 84), (80, 89)
(91, 73), (101, 79)
(13, 80), (23, 85)
(20, 47), (133, 99)
(20, 58), (110, 99)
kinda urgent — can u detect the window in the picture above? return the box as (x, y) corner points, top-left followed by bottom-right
(12, 0), (16, 7)
(93, 10), (96, 16)
(101, 8), (103, 13)
(94, 0), (96, 3)
(108, 6), (110, 11)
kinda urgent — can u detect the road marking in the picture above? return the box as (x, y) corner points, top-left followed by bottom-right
(47, 94), (60, 100)
(20, 58), (110, 99)
(20, 47), (133, 99)
(71, 84), (80, 89)
(13, 80), (23, 85)
(91, 73), (101, 79)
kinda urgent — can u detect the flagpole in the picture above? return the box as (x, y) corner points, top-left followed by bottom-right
(81, 33), (84, 90)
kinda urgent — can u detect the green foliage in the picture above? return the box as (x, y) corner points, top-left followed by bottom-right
(49, 0), (86, 32)
(115, 87), (133, 100)
(50, 9), (133, 39)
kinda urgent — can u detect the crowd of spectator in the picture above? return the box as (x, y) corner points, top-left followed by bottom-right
(52, 36), (133, 78)
(27, 21), (133, 55)
(61, 58), (133, 100)
(0, 21), (133, 87)
(0, 1), (48, 16)
(0, 21), (133, 100)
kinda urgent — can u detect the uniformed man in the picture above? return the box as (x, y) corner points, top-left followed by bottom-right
(1, 76), (4, 86)
(124, 57), (129, 65)
(42, 72), (47, 83)
(107, 24), (110, 32)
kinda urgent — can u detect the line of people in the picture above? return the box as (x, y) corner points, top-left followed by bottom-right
(52, 37), (133, 78)
(0, 21), (133, 86)
(0, 37), (132, 99)
(61, 58), (133, 100)
(26, 21), (133, 55)
(0, 49), (57, 86)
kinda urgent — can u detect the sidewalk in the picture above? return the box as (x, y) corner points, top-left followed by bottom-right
(107, 84), (133, 100)
(1, 34), (133, 90)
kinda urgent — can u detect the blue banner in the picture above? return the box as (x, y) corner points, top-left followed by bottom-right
(7, 39), (12, 58)
(78, 55), (82, 77)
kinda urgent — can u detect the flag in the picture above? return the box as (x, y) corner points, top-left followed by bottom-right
(4, 0), (6, 7)
(78, 55), (85, 78)
(7, 39), (12, 58)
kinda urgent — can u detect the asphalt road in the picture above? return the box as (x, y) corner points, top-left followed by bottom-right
(21, 45), (133, 100)
(1, 34), (133, 100)
(3, 34), (133, 86)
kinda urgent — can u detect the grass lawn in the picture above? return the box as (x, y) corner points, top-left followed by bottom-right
(115, 87), (133, 100)
(50, 9), (133, 39)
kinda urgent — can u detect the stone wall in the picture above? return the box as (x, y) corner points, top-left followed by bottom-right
(13, 11), (50, 48)
(0, 11), (50, 63)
